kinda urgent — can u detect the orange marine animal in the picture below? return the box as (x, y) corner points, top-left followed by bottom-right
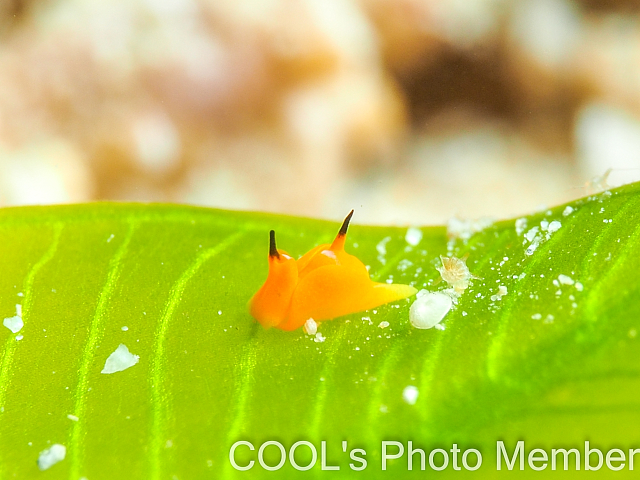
(249, 210), (418, 331)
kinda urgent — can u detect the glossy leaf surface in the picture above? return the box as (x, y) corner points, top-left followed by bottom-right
(0, 184), (639, 479)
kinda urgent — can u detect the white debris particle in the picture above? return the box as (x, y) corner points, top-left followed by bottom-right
(107, 234), (115, 243)
(376, 237), (391, 256)
(121, 326), (128, 331)
(409, 292), (453, 329)
(101, 344), (140, 374)
(397, 259), (413, 272)
(575, 282), (584, 292)
(17, 292), (24, 297)
(525, 239), (540, 256)
(540, 220), (549, 231)
(3, 316), (23, 334)
(37, 444), (66, 471)
(447, 216), (494, 241)
(67, 414), (79, 422)
(402, 385), (419, 405)
(303, 318), (317, 335)
(15, 304), (22, 317)
(434, 324), (445, 331)
(490, 286), (508, 301)
(532, 313), (542, 320)
(16, 335), (23, 341)
(544, 314), (555, 323)
(462, 311), (468, 316)
(547, 221), (562, 233)
(563, 206), (574, 217)
(553, 279), (560, 287)
(524, 226), (539, 242)
(558, 274), (574, 285)
(436, 255), (479, 295)
(405, 227), (423, 246)
(515, 218), (528, 236)
(376, 236), (392, 264)
(378, 321), (389, 329)
(314, 332), (326, 343)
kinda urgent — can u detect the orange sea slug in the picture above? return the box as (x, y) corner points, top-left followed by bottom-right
(249, 211), (417, 331)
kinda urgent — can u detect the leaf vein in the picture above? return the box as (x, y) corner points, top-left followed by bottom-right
(68, 223), (137, 480)
(0, 223), (63, 413)
(149, 230), (246, 480)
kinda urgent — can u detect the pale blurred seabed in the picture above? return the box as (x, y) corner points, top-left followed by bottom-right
(1, 0), (640, 225)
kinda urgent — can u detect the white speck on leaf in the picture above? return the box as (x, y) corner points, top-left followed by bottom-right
(37, 444), (66, 471)
(397, 259), (413, 272)
(303, 318), (317, 335)
(524, 226), (539, 242)
(405, 227), (423, 246)
(490, 285), (508, 301)
(447, 216), (494, 242)
(378, 321), (389, 329)
(563, 206), (574, 217)
(376, 237), (391, 264)
(3, 316), (23, 334)
(547, 220), (561, 233)
(101, 344), (139, 374)
(402, 386), (419, 405)
(558, 274), (574, 285)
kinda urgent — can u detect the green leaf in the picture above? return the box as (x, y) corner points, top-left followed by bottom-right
(0, 183), (639, 479)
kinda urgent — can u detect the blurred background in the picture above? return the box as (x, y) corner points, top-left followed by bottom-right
(1, 0), (640, 225)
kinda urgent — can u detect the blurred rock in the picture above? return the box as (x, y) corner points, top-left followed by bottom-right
(575, 102), (640, 186)
(575, 14), (640, 114)
(0, 140), (93, 205)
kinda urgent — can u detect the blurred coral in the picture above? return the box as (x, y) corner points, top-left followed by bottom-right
(0, 0), (639, 223)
